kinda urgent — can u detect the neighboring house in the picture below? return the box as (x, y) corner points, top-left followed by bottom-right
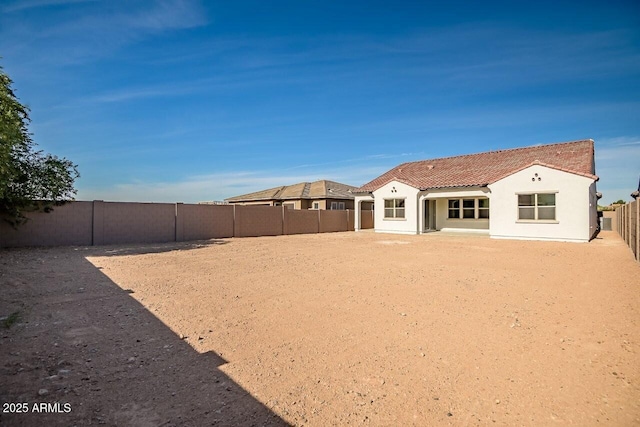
(225, 179), (367, 210)
(353, 139), (599, 242)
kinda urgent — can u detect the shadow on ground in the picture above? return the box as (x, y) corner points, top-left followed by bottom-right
(81, 238), (229, 257)
(0, 243), (288, 426)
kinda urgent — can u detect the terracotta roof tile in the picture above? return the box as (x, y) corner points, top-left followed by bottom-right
(356, 139), (597, 193)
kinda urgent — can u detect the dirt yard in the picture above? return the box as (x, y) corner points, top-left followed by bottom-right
(1, 230), (639, 426)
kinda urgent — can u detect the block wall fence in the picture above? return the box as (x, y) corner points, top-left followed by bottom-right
(0, 201), (375, 248)
(616, 200), (639, 263)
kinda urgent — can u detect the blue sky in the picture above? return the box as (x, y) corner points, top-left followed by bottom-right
(1, 0), (639, 204)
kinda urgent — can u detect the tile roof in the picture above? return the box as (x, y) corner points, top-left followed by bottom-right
(225, 180), (357, 202)
(356, 139), (597, 193)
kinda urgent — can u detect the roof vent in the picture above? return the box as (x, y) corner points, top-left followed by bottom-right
(427, 165), (434, 170)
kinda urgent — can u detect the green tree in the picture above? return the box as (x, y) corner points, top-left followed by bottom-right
(613, 199), (626, 205)
(1, 66), (79, 227)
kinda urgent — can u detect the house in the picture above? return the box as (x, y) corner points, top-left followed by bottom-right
(353, 139), (599, 242)
(225, 179), (369, 210)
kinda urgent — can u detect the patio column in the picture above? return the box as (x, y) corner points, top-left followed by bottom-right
(418, 195), (425, 234)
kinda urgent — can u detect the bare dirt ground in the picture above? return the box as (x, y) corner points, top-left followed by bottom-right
(1, 230), (639, 426)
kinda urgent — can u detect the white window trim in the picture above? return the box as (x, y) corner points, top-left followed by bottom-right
(383, 198), (406, 220)
(516, 192), (558, 222)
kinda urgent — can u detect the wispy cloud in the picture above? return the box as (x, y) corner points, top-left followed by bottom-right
(0, 0), (208, 70)
(77, 163), (390, 203)
(125, 0), (206, 31)
(2, 0), (97, 13)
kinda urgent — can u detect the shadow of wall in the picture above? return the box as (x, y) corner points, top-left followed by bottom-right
(0, 243), (289, 426)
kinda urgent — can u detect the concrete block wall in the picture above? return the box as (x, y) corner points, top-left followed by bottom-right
(284, 209), (319, 235)
(616, 201), (640, 263)
(177, 204), (234, 241)
(234, 205), (284, 237)
(319, 210), (350, 233)
(348, 210), (355, 231)
(96, 202), (176, 245)
(0, 202), (93, 247)
(1, 201), (357, 248)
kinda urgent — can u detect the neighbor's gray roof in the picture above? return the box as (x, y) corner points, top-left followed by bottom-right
(225, 180), (357, 202)
(356, 139), (597, 193)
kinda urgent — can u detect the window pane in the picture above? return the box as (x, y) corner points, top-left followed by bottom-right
(538, 207), (555, 220)
(478, 198), (489, 208)
(396, 199), (405, 208)
(463, 209), (474, 219)
(384, 208), (394, 218)
(518, 194), (534, 206)
(478, 209), (489, 219)
(448, 199), (459, 208)
(448, 209), (459, 219)
(538, 194), (555, 206)
(396, 208), (405, 218)
(385, 200), (393, 208)
(519, 207), (535, 220)
(463, 199), (475, 208)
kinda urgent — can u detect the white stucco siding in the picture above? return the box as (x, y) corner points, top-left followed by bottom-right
(373, 180), (420, 234)
(488, 165), (595, 242)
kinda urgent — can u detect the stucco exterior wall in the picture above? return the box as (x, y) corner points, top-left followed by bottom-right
(488, 165), (595, 242)
(372, 180), (420, 234)
(324, 199), (354, 210)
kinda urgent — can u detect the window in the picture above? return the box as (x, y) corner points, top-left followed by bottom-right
(462, 199), (475, 218)
(448, 199), (460, 219)
(330, 202), (345, 210)
(448, 198), (489, 219)
(313, 202), (319, 210)
(283, 203), (295, 210)
(478, 198), (490, 218)
(518, 193), (556, 221)
(384, 199), (405, 219)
